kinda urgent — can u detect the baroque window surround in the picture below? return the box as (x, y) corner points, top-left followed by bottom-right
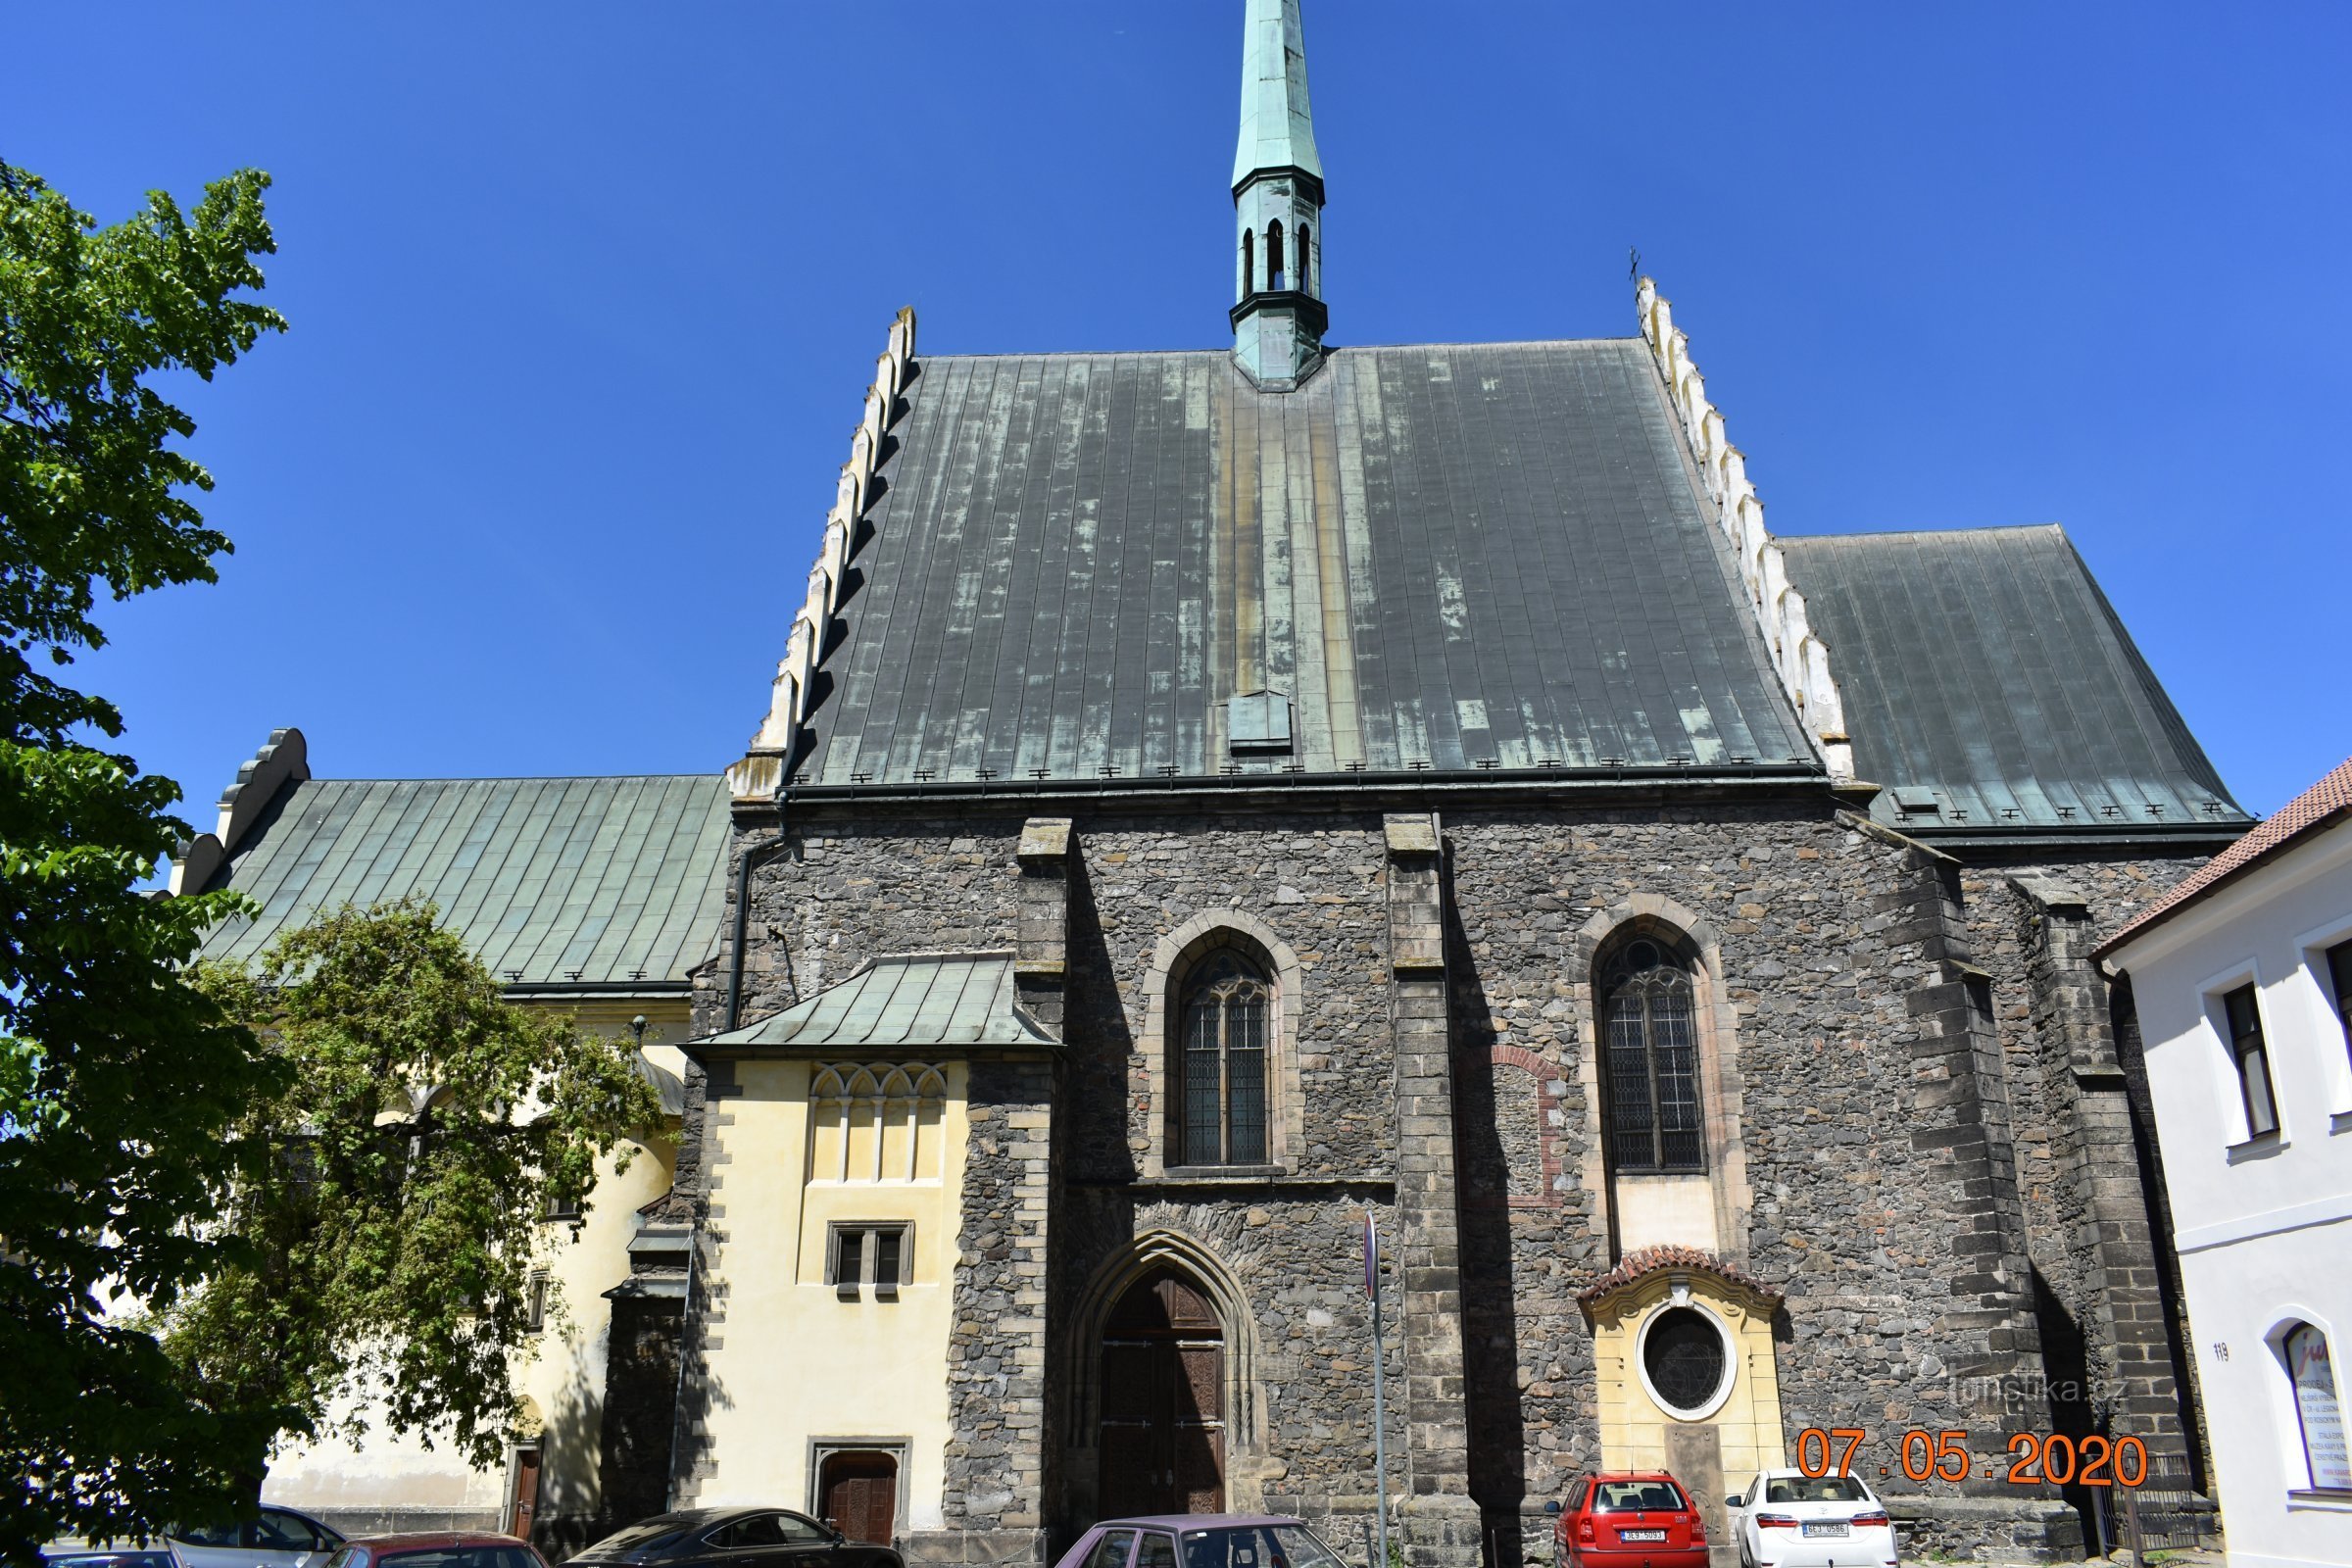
(1569, 895), (1752, 1263)
(1138, 910), (1305, 1180)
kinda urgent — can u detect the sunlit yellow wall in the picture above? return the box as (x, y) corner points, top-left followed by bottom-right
(1592, 1273), (1786, 1487)
(260, 1004), (689, 1531)
(692, 1058), (967, 1535)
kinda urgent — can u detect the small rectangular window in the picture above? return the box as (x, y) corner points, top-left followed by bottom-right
(827, 1223), (910, 1299)
(2223, 984), (2279, 1139)
(542, 1191), (582, 1222)
(524, 1273), (549, 1333)
(2328, 940), (2352, 1061)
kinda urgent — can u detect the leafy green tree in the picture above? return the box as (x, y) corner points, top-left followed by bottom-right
(1, 160), (286, 1560)
(176, 901), (665, 1469)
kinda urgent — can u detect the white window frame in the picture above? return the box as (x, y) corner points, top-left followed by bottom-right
(2292, 910), (2352, 1123)
(1634, 1291), (1738, 1421)
(2199, 959), (2288, 1149)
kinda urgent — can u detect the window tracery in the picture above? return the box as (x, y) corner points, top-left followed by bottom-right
(1178, 952), (1271, 1167)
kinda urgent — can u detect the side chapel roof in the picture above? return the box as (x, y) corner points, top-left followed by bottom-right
(187, 745), (730, 990)
(692, 953), (1054, 1051)
(1777, 526), (2248, 837)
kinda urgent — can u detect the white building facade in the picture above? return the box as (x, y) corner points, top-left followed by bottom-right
(2103, 758), (2352, 1568)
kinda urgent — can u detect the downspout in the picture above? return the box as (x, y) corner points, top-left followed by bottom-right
(722, 798), (793, 1032)
(670, 791), (790, 1509)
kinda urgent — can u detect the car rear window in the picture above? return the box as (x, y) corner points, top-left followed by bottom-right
(1592, 1481), (1688, 1512)
(1764, 1476), (1870, 1504)
(377, 1548), (541, 1568)
(1177, 1525), (1344, 1568)
(581, 1523), (688, 1557)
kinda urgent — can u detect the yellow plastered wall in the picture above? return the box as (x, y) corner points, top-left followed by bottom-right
(693, 1058), (967, 1534)
(260, 1003), (690, 1527)
(1592, 1273), (1787, 1485)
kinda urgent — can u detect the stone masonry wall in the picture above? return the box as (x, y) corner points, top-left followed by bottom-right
(1439, 803), (2080, 1561)
(687, 799), (2209, 1568)
(1963, 854), (2213, 1496)
(933, 1057), (1057, 1567)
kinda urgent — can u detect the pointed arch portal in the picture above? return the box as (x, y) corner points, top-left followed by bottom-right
(1096, 1266), (1227, 1517)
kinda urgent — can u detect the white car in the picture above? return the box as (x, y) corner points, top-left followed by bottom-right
(1724, 1470), (1897, 1568)
(167, 1508), (344, 1568)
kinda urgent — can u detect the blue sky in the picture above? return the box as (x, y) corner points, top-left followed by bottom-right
(13, 2), (2349, 820)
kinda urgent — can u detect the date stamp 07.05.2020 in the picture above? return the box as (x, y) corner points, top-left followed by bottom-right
(1790, 1428), (2156, 1488)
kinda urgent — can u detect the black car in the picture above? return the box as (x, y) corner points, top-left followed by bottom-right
(572, 1510), (902, 1568)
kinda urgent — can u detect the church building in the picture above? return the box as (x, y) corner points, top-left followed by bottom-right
(192, 3), (2248, 1564)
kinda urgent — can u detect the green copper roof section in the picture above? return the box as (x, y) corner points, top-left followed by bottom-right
(1233, 0), (1322, 188)
(193, 774), (731, 986)
(694, 953), (1054, 1050)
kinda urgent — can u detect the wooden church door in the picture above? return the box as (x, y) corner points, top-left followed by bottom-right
(1097, 1268), (1226, 1517)
(818, 1450), (899, 1544)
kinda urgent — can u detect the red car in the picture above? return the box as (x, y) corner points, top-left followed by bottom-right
(1554, 1473), (1709, 1568)
(322, 1536), (549, 1568)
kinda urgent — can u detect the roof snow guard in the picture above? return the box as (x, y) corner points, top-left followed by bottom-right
(1576, 1244), (1783, 1306)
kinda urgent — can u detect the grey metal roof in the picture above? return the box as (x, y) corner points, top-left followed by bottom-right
(694, 953), (1054, 1050)
(194, 775), (731, 986)
(1776, 525), (2251, 834)
(805, 340), (1817, 783)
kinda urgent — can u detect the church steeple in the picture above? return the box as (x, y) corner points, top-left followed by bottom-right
(1230, 0), (1326, 390)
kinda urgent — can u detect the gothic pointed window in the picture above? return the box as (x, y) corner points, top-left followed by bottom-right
(1600, 939), (1705, 1172)
(1266, 220), (1285, 291)
(1179, 952), (1270, 1166)
(1241, 229), (1255, 296)
(1296, 224), (1310, 295)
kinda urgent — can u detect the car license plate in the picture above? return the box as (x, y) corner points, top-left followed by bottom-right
(1802, 1524), (1850, 1539)
(1619, 1530), (1666, 1543)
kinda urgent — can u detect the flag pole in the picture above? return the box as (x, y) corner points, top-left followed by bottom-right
(1367, 1211), (1390, 1568)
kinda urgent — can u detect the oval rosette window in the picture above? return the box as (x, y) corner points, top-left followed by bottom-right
(1639, 1304), (1735, 1419)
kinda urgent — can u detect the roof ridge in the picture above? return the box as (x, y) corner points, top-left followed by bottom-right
(298, 773), (725, 784)
(912, 336), (1644, 363)
(1776, 522), (2068, 545)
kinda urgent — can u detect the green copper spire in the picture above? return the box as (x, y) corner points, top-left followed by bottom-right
(1230, 0), (1326, 391)
(1232, 0), (1322, 190)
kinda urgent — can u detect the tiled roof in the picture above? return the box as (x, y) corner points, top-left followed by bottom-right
(803, 341), (1818, 783)
(1777, 526), (2251, 836)
(195, 775), (731, 987)
(2098, 755), (2352, 958)
(693, 953), (1054, 1050)
(1576, 1244), (1782, 1304)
